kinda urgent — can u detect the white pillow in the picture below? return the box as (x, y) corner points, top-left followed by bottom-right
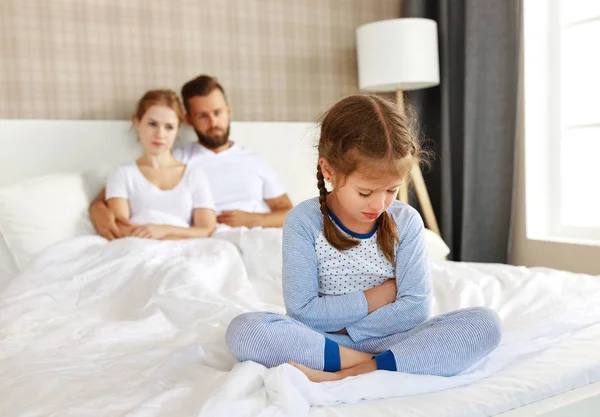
(423, 228), (451, 261)
(0, 234), (18, 288)
(0, 173), (95, 270)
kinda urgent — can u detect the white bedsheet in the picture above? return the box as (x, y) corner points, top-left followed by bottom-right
(1, 231), (600, 417)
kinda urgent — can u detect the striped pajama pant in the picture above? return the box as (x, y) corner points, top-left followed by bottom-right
(225, 307), (502, 376)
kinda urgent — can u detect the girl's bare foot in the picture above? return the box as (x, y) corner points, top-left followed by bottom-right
(289, 359), (378, 383)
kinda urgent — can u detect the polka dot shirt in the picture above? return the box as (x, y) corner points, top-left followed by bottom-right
(316, 218), (396, 296)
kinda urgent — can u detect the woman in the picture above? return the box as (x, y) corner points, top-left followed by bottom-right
(105, 89), (216, 239)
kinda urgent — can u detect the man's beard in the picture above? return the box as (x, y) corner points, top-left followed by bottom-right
(194, 124), (231, 149)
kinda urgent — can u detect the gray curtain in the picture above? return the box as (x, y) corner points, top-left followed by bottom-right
(403, 0), (521, 262)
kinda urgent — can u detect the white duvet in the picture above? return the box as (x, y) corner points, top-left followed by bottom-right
(1, 230), (600, 417)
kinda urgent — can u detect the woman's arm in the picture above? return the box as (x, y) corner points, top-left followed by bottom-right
(131, 208), (216, 240)
(163, 208), (216, 239)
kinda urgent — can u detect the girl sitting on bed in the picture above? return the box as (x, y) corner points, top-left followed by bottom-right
(105, 89), (216, 240)
(225, 94), (502, 382)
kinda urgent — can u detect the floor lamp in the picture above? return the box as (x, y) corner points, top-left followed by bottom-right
(356, 18), (442, 236)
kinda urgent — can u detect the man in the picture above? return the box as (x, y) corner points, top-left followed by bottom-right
(90, 75), (293, 240)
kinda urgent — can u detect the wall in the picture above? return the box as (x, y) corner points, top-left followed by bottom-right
(0, 0), (401, 121)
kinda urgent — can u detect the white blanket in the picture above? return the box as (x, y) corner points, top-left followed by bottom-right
(1, 231), (600, 417)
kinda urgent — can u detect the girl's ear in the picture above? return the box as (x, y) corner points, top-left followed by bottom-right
(133, 117), (141, 131)
(318, 157), (335, 182)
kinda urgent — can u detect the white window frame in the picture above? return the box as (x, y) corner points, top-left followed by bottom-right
(524, 0), (600, 245)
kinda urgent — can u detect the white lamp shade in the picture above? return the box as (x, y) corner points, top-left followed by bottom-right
(357, 18), (440, 92)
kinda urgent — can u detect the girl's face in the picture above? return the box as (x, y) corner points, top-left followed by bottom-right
(134, 105), (180, 156)
(320, 158), (403, 231)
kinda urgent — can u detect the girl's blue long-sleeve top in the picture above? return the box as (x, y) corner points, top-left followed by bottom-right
(282, 197), (432, 343)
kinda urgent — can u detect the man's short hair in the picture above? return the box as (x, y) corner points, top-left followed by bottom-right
(181, 75), (227, 113)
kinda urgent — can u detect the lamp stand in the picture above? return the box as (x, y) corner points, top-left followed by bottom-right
(396, 89), (442, 236)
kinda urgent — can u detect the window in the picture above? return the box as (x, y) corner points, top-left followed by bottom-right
(524, 0), (600, 243)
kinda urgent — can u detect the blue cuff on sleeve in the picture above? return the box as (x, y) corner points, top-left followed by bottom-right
(323, 337), (341, 372)
(374, 350), (397, 371)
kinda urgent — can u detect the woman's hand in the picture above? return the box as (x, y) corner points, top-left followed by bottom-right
(130, 224), (168, 239)
(363, 279), (397, 313)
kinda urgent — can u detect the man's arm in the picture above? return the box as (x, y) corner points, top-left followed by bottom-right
(89, 188), (131, 240)
(257, 194), (293, 227)
(224, 153), (293, 228)
(216, 194), (293, 228)
(106, 197), (135, 238)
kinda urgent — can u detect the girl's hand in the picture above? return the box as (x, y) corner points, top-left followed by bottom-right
(363, 279), (397, 313)
(131, 224), (168, 239)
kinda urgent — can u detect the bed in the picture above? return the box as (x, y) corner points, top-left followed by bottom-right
(0, 119), (599, 417)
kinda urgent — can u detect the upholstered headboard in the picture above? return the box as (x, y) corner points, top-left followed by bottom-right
(0, 120), (320, 205)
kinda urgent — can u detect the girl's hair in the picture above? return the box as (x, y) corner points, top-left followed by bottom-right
(317, 94), (425, 264)
(133, 89), (186, 125)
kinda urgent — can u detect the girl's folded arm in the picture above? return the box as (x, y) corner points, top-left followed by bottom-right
(282, 209), (369, 332)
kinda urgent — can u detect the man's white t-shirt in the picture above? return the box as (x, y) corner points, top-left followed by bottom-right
(106, 163), (214, 227)
(172, 142), (285, 214)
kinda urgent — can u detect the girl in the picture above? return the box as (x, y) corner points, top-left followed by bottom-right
(105, 89), (216, 240)
(225, 94), (501, 382)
